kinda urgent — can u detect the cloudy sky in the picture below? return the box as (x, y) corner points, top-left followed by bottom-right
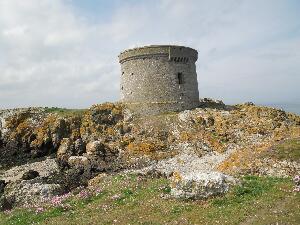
(0, 0), (299, 109)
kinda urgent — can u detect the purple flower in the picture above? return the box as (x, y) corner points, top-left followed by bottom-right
(95, 188), (102, 194)
(50, 192), (72, 206)
(293, 175), (300, 184)
(78, 190), (90, 199)
(35, 207), (45, 214)
(111, 194), (121, 200)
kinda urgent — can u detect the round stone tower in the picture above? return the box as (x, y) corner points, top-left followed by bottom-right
(119, 45), (200, 115)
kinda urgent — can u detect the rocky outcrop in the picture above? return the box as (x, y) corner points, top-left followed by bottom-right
(170, 171), (237, 199)
(0, 103), (124, 169)
(0, 158), (63, 209)
(2, 101), (298, 175)
(4, 179), (63, 208)
(0, 100), (299, 209)
(0, 158), (59, 183)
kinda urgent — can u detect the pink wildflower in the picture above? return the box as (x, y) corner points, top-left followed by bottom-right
(50, 192), (72, 206)
(293, 175), (300, 184)
(111, 194), (121, 200)
(95, 188), (102, 194)
(35, 207), (45, 214)
(78, 189), (90, 199)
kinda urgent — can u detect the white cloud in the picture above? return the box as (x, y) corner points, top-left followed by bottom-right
(0, 0), (299, 109)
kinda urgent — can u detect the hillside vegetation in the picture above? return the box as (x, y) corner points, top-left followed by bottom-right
(0, 173), (299, 225)
(0, 99), (299, 224)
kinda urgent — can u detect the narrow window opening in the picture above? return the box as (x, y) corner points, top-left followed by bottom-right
(177, 72), (184, 85)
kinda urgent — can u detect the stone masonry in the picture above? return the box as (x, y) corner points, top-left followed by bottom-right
(119, 45), (200, 115)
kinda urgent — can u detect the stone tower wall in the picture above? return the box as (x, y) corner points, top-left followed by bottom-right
(119, 45), (200, 115)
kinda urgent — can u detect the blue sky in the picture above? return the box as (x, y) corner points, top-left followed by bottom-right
(0, 0), (299, 109)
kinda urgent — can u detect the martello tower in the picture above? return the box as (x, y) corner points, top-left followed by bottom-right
(119, 45), (200, 115)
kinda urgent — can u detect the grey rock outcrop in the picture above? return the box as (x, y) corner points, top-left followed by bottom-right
(4, 179), (63, 207)
(170, 171), (237, 199)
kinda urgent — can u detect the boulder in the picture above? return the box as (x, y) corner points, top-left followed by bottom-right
(68, 156), (90, 169)
(1, 158), (59, 183)
(86, 141), (105, 156)
(170, 171), (237, 199)
(21, 170), (39, 180)
(85, 141), (119, 172)
(57, 138), (74, 163)
(63, 168), (90, 190)
(4, 179), (63, 207)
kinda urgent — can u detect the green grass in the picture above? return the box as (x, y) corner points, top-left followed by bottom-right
(0, 207), (65, 225)
(268, 138), (300, 162)
(44, 107), (87, 117)
(0, 175), (299, 225)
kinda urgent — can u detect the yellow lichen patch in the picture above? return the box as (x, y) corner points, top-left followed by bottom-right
(9, 120), (33, 144)
(5, 112), (31, 130)
(106, 127), (116, 136)
(79, 103), (123, 139)
(126, 141), (166, 155)
(217, 148), (255, 174)
(30, 114), (58, 148)
(180, 131), (193, 142)
(67, 116), (82, 140)
(217, 142), (274, 174)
